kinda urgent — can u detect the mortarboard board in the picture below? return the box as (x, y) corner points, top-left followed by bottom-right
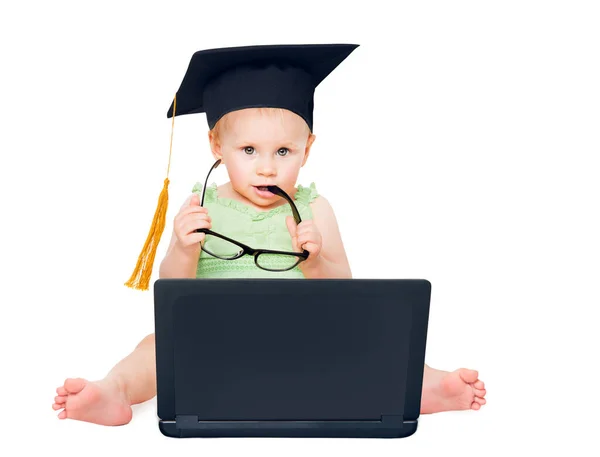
(124, 43), (359, 291)
(166, 43), (359, 131)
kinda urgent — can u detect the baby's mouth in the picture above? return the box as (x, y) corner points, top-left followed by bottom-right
(253, 185), (276, 196)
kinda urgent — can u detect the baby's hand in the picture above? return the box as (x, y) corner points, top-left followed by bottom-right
(285, 216), (322, 263)
(174, 193), (212, 249)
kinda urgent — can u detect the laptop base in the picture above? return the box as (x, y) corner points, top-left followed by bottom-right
(159, 415), (418, 438)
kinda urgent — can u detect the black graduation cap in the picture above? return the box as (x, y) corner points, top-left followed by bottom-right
(124, 43), (359, 291)
(166, 43), (359, 131)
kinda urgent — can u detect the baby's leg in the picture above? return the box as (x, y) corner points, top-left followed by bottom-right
(52, 333), (157, 426)
(420, 363), (487, 414)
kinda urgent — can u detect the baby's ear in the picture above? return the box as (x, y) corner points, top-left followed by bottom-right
(302, 134), (316, 166)
(208, 130), (222, 161)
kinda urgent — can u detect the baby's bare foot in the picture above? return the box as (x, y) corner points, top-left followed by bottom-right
(421, 368), (487, 414)
(52, 377), (133, 426)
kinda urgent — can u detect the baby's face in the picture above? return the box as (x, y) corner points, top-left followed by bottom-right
(213, 108), (314, 207)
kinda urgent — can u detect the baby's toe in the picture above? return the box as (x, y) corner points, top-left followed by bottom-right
(471, 402), (481, 410)
(55, 395), (67, 404)
(474, 396), (486, 406)
(474, 388), (486, 398)
(458, 368), (479, 384)
(56, 386), (68, 396)
(52, 403), (63, 411)
(58, 410), (67, 419)
(473, 380), (485, 390)
(64, 378), (86, 394)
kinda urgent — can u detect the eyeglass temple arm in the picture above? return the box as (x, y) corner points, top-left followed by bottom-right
(200, 159), (221, 207)
(267, 185), (302, 224)
(267, 185), (310, 258)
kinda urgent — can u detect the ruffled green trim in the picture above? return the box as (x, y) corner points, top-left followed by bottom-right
(295, 182), (319, 205)
(191, 181), (217, 204)
(190, 182), (319, 221)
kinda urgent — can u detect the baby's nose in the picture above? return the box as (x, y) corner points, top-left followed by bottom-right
(257, 160), (277, 176)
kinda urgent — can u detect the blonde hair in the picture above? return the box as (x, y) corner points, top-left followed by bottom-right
(210, 107), (310, 145)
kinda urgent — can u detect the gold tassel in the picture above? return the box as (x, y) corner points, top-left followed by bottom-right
(124, 95), (177, 291)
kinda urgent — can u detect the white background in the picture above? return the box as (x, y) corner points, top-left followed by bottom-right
(1, 0), (599, 455)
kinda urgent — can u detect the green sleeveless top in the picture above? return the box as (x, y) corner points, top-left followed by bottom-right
(191, 182), (320, 279)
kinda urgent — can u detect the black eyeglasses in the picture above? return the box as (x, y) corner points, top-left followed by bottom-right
(194, 159), (309, 272)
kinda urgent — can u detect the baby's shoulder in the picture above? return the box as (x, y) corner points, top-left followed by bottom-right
(296, 183), (338, 224)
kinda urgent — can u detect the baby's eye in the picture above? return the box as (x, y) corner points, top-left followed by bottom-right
(277, 148), (289, 156)
(243, 146), (255, 155)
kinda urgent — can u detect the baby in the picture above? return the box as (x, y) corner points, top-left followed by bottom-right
(52, 106), (486, 425)
(52, 44), (486, 426)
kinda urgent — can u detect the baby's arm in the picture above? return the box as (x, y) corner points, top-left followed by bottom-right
(299, 196), (352, 279)
(158, 228), (199, 279)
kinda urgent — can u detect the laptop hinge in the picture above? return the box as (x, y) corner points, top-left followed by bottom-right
(176, 415), (199, 429)
(176, 415), (404, 429)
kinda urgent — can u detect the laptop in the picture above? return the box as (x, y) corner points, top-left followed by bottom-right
(153, 278), (431, 438)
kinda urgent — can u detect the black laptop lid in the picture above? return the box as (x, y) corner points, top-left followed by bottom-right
(155, 279), (430, 422)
